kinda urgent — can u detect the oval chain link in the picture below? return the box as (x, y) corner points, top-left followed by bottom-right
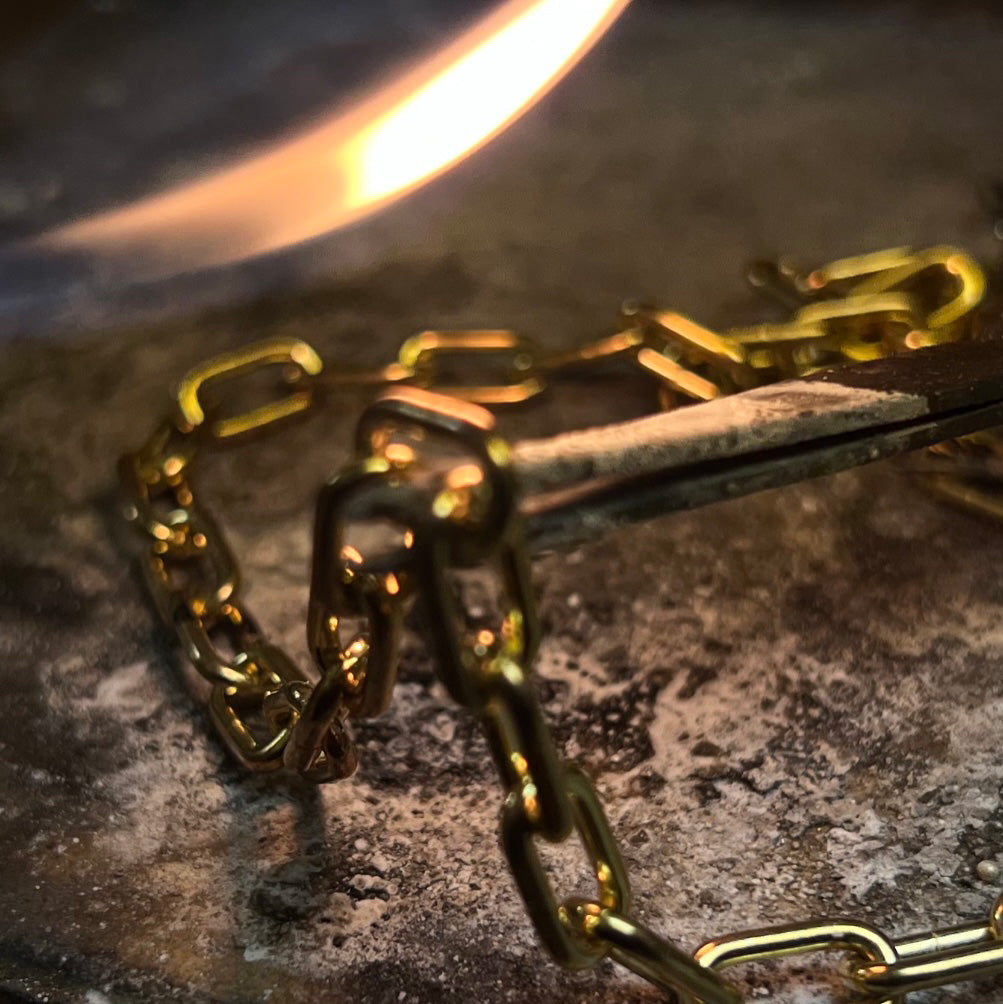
(122, 339), (358, 780)
(120, 247), (1003, 1000)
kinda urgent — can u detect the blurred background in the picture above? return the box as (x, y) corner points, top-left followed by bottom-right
(4, 0), (1003, 340)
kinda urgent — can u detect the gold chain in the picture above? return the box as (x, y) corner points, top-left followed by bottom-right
(119, 244), (1003, 1001)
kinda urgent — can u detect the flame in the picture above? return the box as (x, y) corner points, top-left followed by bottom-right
(41, 0), (630, 276)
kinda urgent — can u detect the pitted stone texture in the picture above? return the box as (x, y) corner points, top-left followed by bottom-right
(6, 3), (1003, 1004)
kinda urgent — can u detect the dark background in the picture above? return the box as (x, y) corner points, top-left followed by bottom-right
(3, 0), (1003, 337)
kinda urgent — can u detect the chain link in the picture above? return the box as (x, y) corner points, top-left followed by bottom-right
(120, 244), (1003, 1000)
(121, 339), (357, 780)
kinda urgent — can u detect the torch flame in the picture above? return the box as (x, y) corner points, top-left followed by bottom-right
(41, 0), (630, 276)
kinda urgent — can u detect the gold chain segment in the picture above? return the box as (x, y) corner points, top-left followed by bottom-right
(119, 244), (1003, 1001)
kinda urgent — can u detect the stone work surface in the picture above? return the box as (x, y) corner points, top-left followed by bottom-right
(6, 4), (1003, 1003)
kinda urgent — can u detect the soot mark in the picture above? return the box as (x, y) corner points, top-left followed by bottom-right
(0, 557), (88, 624)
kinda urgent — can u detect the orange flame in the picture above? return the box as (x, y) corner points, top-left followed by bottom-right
(41, 0), (630, 276)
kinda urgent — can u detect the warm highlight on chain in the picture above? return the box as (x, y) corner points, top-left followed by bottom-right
(120, 245), (1003, 1000)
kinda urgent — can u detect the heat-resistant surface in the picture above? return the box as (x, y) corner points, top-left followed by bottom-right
(6, 3), (1003, 1002)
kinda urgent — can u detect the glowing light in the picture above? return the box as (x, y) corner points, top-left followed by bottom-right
(41, 0), (630, 276)
(352, 0), (628, 205)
